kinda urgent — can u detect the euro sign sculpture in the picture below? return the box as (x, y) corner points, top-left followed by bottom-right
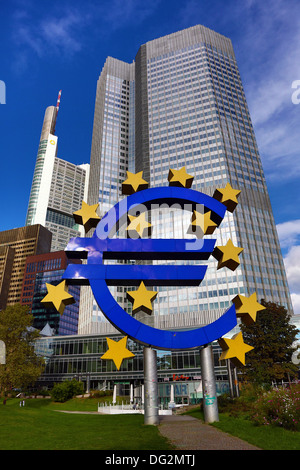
(63, 186), (238, 350)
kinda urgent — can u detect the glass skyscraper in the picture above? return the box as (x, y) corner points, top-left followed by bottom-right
(81, 24), (293, 335)
(20, 251), (80, 335)
(26, 97), (90, 252)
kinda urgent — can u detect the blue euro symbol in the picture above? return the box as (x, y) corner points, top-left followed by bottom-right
(63, 187), (237, 350)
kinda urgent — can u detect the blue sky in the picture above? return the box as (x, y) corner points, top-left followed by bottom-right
(0, 0), (299, 313)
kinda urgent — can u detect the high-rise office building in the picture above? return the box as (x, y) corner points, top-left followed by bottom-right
(26, 93), (90, 251)
(80, 24), (293, 335)
(88, 57), (135, 213)
(0, 225), (52, 308)
(44, 158), (89, 251)
(79, 58), (135, 333)
(20, 251), (80, 335)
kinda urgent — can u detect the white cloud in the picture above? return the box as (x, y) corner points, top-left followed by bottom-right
(283, 245), (300, 292)
(12, 8), (88, 59)
(38, 13), (87, 54)
(11, 0), (161, 71)
(276, 219), (300, 314)
(276, 219), (300, 249)
(241, 1), (300, 180)
(282, 245), (300, 315)
(291, 294), (300, 315)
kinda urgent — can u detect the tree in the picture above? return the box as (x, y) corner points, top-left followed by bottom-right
(240, 300), (299, 386)
(0, 304), (45, 395)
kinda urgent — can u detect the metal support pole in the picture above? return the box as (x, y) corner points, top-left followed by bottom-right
(143, 346), (159, 425)
(226, 359), (234, 398)
(200, 344), (219, 423)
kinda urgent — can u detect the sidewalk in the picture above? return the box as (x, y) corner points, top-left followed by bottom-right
(55, 408), (261, 450)
(158, 415), (261, 450)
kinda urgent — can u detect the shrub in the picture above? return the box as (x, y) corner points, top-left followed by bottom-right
(50, 380), (84, 403)
(217, 384), (262, 418)
(89, 390), (106, 398)
(89, 390), (114, 399)
(252, 384), (300, 431)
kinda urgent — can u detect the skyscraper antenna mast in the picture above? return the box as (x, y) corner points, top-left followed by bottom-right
(56, 90), (62, 111)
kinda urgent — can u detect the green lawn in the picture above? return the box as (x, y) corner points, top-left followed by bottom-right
(184, 408), (300, 451)
(2, 397), (299, 451)
(0, 398), (173, 450)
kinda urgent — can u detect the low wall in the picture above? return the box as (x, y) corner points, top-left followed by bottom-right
(98, 404), (172, 415)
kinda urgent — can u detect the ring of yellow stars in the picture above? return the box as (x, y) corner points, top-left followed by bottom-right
(187, 210), (218, 237)
(126, 281), (158, 315)
(218, 332), (254, 368)
(122, 171), (149, 195)
(126, 213), (152, 238)
(213, 182), (241, 212)
(41, 280), (75, 315)
(232, 292), (266, 326)
(101, 336), (135, 371)
(212, 239), (243, 271)
(168, 167), (194, 188)
(73, 201), (100, 232)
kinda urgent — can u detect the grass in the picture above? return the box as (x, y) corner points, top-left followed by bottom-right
(1, 396), (299, 450)
(0, 398), (173, 450)
(184, 407), (300, 451)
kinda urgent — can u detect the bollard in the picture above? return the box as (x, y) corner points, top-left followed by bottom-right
(200, 344), (219, 423)
(143, 346), (159, 425)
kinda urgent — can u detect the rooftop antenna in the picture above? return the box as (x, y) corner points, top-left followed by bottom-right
(56, 90), (62, 111)
(53, 90), (62, 134)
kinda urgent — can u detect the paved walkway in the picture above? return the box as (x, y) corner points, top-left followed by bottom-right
(158, 415), (261, 450)
(55, 409), (261, 450)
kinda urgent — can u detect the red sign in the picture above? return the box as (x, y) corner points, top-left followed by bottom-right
(173, 374), (190, 381)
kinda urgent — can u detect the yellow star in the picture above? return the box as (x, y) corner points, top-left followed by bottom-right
(168, 167), (194, 188)
(73, 201), (100, 232)
(101, 336), (135, 371)
(126, 282), (158, 315)
(213, 183), (241, 212)
(212, 239), (243, 271)
(187, 210), (218, 237)
(232, 293), (266, 326)
(218, 332), (254, 368)
(122, 171), (149, 195)
(126, 213), (152, 238)
(41, 280), (75, 315)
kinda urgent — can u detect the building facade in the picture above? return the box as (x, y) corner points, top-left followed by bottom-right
(79, 58), (135, 333)
(44, 158), (89, 251)
(20, 251), (80, 335)
(34, 311), (300, 401)
(26, 95), (89, 252)
(0, 225), (52, 308)
(35, 332), (231, 403)
(0, 246), (15, 310)
(80, 24), (293, 336)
